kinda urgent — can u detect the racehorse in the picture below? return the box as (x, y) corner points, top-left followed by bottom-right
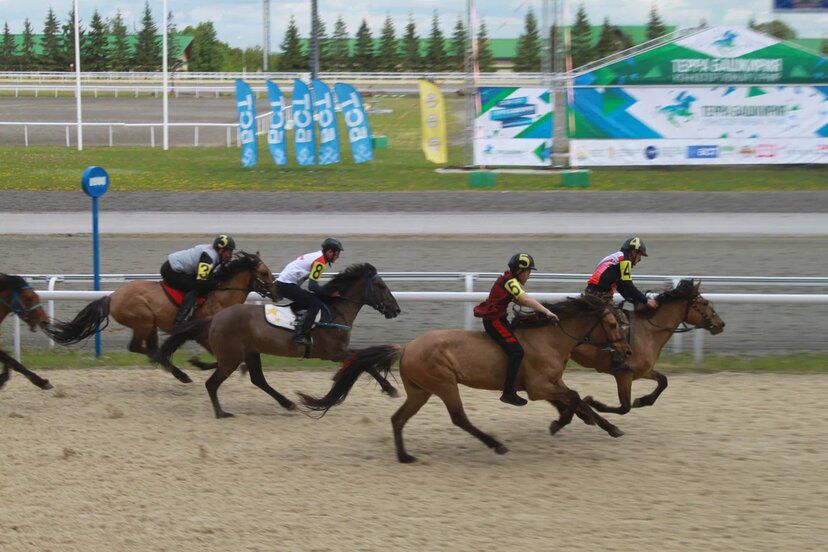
(568, 279), (724, 419)
(47, 252), (275, 383)
(156, 263), (401, 418)
(0, 274), (53, 391)
(299, 294), (632, 463)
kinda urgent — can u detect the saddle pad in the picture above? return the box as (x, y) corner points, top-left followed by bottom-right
(160, 282), (206, 307)
(263, 304), (322, 330)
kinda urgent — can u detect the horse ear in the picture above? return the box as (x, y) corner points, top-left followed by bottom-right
(256, 250), (260, 256)
(693, 280), (701, 292)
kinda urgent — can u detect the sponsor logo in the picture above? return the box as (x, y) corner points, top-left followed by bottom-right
(687, 145), (719, 159)
(644, 145), (658, 160)
(817, 144), (828, 155)
(739, 146), (756, 156)
(756, 144), (778, 158)
(712, 30), (738, 52)
(658, 92), (696, 126)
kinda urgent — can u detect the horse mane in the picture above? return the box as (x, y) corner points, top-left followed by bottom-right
(0, 273), (28, 292)
(322, 263), (377, 294)
(513, 294), (613, 328)
(656, 278), (697, 303)
(214, 251), (261, 282)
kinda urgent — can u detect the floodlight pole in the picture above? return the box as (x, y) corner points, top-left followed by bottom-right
(162, 0), (169, 150)
(73, 0), (83, 151)
(263, 0), (270, 71)
(310, 0), (320, 79)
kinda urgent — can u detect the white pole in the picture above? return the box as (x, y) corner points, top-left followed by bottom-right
(73, 0), (83, 151)
(162, 0), (169, 150)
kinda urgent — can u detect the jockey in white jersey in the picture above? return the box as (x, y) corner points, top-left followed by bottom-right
(276, 237), (344, 346)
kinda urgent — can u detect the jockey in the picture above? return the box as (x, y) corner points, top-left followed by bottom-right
(276, 237), (344, 346)
(162, 234), (236, 327)
(474, 253), (558, 407)
(585, 236), (658, 309)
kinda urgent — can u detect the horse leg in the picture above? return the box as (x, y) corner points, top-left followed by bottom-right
(574, 400), (625, 438)
(367, 367), (399, 398)
(190, 336), (218, 371)
(205, 352), (242, 419)
(391, 378), (432, 464)
(632, 370), (668, 408)
(144, 329), (159, 355)
(435, 382), (508, 456)
(133, 326), (192, 384)
(246, 352), (297, 411)
(548, 389), (583, 436)
(0, 349), (52, 390)
(0, 358), (10, 390)
(584, 371), (634, 415)
(548, 400), (595, 426)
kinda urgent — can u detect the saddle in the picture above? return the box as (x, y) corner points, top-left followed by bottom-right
(160, 282), (207, 308)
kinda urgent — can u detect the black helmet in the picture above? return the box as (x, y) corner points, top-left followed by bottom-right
(508, 253), (537, 273)
(321, 237), (344, 252)
(213, 234), (236, 250)
(621, 236), (647, 256)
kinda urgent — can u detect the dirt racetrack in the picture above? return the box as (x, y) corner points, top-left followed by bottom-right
(1, 368), (826, 551)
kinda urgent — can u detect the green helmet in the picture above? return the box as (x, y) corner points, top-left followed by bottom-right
(213, 234), (236, 251)
(321, 237), (344, 252)
(508, 253), (537, 273)
(621, 236), (647, 257)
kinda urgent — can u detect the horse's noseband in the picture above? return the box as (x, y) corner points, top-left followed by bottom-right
(689, 296), (721, 331)
(0, 286), (42, 321)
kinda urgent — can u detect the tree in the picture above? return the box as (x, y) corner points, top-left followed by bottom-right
(449, 18), (468, 71)
(84, 10), (109, 71)
(822, 38), (828, 56)
(20, 19), (37, 70)
(476, 19), (494, 72)
(514, 8), (540, 71)
(330, 17), (350, 71)
(62, 7), (85, 71)
(315, 17), (333, 71)
(0, 22), (16, 71)
(186, 22), (224, 71)
(133, 1), (162, 70)
(376, 16), (399, 72)
(424, 11), (448, 71)
(401, 15), (421, 71)
(646, 4), (667, 41)
(352, 19), (375, 71)
(166, 12), (183, 71)
(593, 17), (616, 60)
(277, 16), (305, 71)
(42, 7), (68, 70)
(570, 4), (593, 69)
(108, 11), (131, 70)
(754, 20), (797, 40)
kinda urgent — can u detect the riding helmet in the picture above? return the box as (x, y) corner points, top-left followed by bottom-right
(508, 253), (537, 273)
(213, 234), (236, 250)
(321, 237), (344, 252)
(621, 236), (647, 256)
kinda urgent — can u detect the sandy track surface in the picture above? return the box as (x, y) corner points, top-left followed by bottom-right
(1, 369), (826, 551)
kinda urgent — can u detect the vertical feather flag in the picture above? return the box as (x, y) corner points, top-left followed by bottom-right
(311, 80), (341, 165)
(334, 83), (374, 164)
(266, 80), (287, 165)
(292, 79), (316, 166)
(235, 79), (257, 167)
(418, 81), (448, 164)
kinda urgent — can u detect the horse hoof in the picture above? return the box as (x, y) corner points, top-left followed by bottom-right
(494, 445), (509, 455)
(549, 422), (562, 436)
(583, 395), (594, 405)
(283, 402), (298, 411)
(216, 411), (235, 419)
(41, 381), (54, 390)
(385, 388), (400, 398)
(175, 373), (193, 384)
(398, 454), (418, 464)
(608, 426), (625, 438)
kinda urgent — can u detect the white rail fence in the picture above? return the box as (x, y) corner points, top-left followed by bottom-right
(7, 272), (828, 366)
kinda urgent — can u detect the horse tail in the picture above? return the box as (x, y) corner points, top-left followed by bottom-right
(152, 317), (213, 367)
(298, 344), (403, 415)
(47, 297), (110, 345)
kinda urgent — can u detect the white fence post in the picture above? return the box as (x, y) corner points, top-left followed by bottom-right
(150, 126), (155, 148)
(670, 278), (683, 354)
(48, 276), (58, 349)
(108, 125), (113, 147)
(65, 125), (70, 147)
(464, 273), (475, 330)
(694, 330), (705, 368)
(24, 125), (28, 147)
(13, 314), (21, 361)
(226, 127), (231, 148)
(194, 126), (199, 147)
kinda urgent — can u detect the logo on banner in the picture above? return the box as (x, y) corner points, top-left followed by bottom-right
(712, 30), (738, 52)
(687, 145), (719, 159)
(644, 145), (659, 160)
(659, 92), (696, 126)
(756, 144), (778, 158)
(818, 144), (828, 156)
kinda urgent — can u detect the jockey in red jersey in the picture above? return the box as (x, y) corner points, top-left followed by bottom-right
(474, 253), (558, 407)
(585, 236), (658, 310)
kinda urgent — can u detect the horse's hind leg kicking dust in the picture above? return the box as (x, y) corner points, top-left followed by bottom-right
(245, 352), (296, 411)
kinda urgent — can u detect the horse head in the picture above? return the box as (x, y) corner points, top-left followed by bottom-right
(216, 251), (276, 300)
(323, 263), (401, 319)
(655, 279), (725, 335)
(543, 294), (632, 358)
(0, 274), (49, 332)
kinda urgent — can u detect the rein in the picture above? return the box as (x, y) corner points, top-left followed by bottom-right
(559, 308), (626, 353)
(644, 296), (717, 333)
(0, 285), (42, 320)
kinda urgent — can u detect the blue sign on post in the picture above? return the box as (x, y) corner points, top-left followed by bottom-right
(81, 166), (109, 357)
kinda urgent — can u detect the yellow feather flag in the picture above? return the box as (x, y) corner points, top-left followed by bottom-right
(418, 81), (448, 164)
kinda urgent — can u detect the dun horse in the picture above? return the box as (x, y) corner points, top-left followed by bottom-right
(0, 274), (53, 391)
(300, 295), (632, 463)
(157, 263), (401, 417)
(48, 252), (275, 383)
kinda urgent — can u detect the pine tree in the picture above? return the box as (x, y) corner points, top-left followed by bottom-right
(424, 11), (448, 71)
(42, 7), (67, 70)
(330, 17), (350, 71)
(476, 19), (494, 72)
(20, 19), (37, 70)
(376, 16), (399, 72)
(166, 12), (183, 71)
(570, 4), (593, 69)
(62, 8), (85, 70)
(133, 2), (162, 70)
(754, 20), (797, 40)
(187, 22), (224, 71)
(822, 38), (828, 56)
(514, 8), (540, 71)
(593, 17), (616, 60)
(108, 11), (131, 70)
(315, 17), (333, 71)
(0, 22), (16, 71)
(84, 10), (109, 71)
(646, 4), (667, 41)
(277, 16), (305, 71)
(449, 18), (468, 71)
(401, 15), (421, 71)
(352, 19), (375, 71)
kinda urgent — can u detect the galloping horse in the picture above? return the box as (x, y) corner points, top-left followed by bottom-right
(570, 279), (724, 418)
(0, 274), (53, 391)
(300, 295), (632, 463)
(48, 252), (275, 383)
(156, 263), (401, 417)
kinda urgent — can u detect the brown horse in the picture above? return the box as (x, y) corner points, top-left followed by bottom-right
(0, 274), (53, 391)
(568, 279), (725, 419)
(48, 252), (275, 383)
(157, 263), (401, 418)
(300, 295), (633, 463)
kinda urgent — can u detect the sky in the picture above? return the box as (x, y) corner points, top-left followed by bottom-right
(0, 0), (825, 49)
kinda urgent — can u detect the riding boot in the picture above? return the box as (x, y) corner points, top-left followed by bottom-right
(500, 358), (528, 407)
(293, 311), (313, 346)
(174, 290), (199, 328)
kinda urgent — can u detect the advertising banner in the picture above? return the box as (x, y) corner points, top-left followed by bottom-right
(334, 83), (374, 164)
(311, 79), (341, 165)
(235, 79), (257, 168)
(292, 79), (316, 166)
(266, 80), (287, 166)
(418, 80), (448, 164)
(773, 0), (828, 11)
(473, 87), (553, 166)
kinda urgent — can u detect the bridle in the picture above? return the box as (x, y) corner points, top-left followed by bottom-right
(332, 273), (395, 318)
(645, 295), (721, 334)
(0, 285), (43, 323)
(212, 260), (275, 299)
(558, 306), (629, 354)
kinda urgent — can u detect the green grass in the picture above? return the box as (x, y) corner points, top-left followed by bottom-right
(1, 96), (826, 191)
(12, 349), (828, 374)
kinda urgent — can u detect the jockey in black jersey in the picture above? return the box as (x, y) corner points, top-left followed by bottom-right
(585, 236), (658, 310)
(161, 234), (236, 327)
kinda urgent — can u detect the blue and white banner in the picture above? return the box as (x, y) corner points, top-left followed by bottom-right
(311, 79), (341, 165)
(235, 79), (257, 167)
(334, 83), (374, 164)
(266, 80), (287, 166)
(292, 80), (316, 166)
